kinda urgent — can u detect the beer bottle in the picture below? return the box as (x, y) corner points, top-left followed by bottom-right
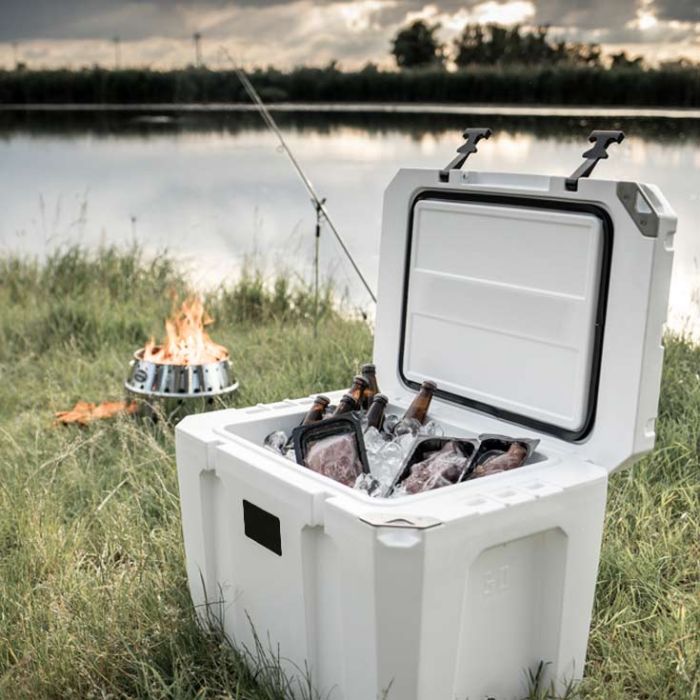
(348, 375), (369, 407)
(361, 363), (380, 409)
(302, 395), (331, 425)
(402, 380), (437, 425)
(365, 393), (388, 431)
(333, 393), (359, 416)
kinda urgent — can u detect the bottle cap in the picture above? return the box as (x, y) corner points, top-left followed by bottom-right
(361, 363), (376, 374)
(315, 395), (331, 406)
(371, 393), (388, 406)
(422, 380), (437, 391)
(353, 375), (369, 388)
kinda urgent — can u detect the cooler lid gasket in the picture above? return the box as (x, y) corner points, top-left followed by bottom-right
(397, 189), (614, 443)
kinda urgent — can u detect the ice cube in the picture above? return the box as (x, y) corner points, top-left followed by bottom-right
(367, 440), (404, 495)
(395, 432), (418, 457)
(420, 420), (445, 437)
(354, 472), (381, 496)
(264, 430), (289, 455)
(382, 413), (400, 436)
(394, 417), (422, 438)
(364, 426), (386, 455)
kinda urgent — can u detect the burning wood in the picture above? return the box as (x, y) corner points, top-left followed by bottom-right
(55, 400), (138, 426)
(143, 296), (228, 365)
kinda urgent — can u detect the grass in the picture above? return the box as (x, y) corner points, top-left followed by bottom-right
(0, 247), (697, 699)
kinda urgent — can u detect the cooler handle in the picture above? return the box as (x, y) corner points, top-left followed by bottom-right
(439, 127), (493, 182)
(566, 129), (625, 191)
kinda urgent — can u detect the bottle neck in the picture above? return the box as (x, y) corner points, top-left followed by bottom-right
(366, 401), (386, 429)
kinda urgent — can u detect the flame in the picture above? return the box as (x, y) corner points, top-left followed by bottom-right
(142, 296), (228, 365)
(55, 400), (138, 426)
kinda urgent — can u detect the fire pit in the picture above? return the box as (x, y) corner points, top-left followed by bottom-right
(125, 297), (238, 422)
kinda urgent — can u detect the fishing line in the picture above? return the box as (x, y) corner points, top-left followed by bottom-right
(218, 47), (377, 305)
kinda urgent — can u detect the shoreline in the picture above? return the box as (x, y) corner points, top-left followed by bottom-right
(1, 102), (700, 119)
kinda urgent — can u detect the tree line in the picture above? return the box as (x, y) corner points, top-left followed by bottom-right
(2, 63), (699, 107)
(390, 20), (689, 71)
(0, 22), (698, 107)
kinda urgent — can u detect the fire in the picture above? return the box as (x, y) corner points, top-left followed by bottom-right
(143, 296), (228, 365)
(55, 400), (138, 426)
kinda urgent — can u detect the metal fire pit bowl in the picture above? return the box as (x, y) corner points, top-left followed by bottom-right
(125, 348), (239, 423)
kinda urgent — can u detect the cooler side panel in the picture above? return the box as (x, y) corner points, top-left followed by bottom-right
(175, 427), (223, 620)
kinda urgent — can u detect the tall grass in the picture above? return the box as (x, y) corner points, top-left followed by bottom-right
(0, 248), (697, 698)
(2, 64), (700, 107)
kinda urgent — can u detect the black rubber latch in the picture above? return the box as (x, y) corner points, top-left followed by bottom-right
(439, 127), (493, 182)
(566, 130), (625, 191)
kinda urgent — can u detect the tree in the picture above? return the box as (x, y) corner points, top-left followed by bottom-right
(610, 51), (645, 70)
(453, 22), (605, 68)
(391, 20), (444, 69)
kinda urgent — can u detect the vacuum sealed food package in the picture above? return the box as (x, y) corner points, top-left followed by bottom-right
(467, 435), (540, 480)
(292, 415), (370, 487)
(388, 436), (478, 496)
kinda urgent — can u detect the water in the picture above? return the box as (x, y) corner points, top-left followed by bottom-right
(0, 108), (698, 330)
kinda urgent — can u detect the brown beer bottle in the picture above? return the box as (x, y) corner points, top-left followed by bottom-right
(361, 363), (380, 409)
(302, 395), (331, 425)
(402, 380), (437, 425)
(348, 375), (369, 407)
(333, 393), (359, 416)
(365, 394), (388, 431)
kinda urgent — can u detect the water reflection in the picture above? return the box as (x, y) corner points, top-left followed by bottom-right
(0, 109), (698, 330)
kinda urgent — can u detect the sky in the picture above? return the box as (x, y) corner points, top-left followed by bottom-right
(0, 0), (699, 70)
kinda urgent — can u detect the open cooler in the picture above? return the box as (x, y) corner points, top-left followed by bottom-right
(176, 130), (676, 700)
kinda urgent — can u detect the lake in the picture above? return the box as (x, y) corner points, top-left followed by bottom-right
(0, 107), (698, 331)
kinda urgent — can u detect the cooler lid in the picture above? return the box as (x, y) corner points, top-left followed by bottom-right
(373, 137), (675, 472)
(401, 195), (606, 440)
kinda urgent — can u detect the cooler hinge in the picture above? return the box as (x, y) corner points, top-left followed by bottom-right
(566, 129), (625, 191)
(439, 127), (492, 182)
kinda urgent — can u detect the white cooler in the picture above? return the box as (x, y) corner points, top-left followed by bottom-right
(176, 132), (676, 700)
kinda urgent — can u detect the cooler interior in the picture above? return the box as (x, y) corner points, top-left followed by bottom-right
(218, 394), (552, 500)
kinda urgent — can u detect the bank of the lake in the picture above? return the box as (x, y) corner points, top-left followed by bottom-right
(0, 248), (698, 699)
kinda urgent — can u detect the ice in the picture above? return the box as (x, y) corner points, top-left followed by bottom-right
(264, 430), (289, 455)
(393, 417), (422, 438)
(382, 413), (400, 435)
(367, 440), (404, 495)
(420, 420), (445, 437)
(354, 472), (382, 496)
(364, 426), (386, 455)
(395, 432), (418, 457)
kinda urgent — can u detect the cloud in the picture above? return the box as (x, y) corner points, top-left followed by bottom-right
(533, 0), (640, 30)
(0, 0), (699, 69)
(653, 0), (700, 22)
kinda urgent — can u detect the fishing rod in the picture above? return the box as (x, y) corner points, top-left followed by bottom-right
(219, 47), (377, 305)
